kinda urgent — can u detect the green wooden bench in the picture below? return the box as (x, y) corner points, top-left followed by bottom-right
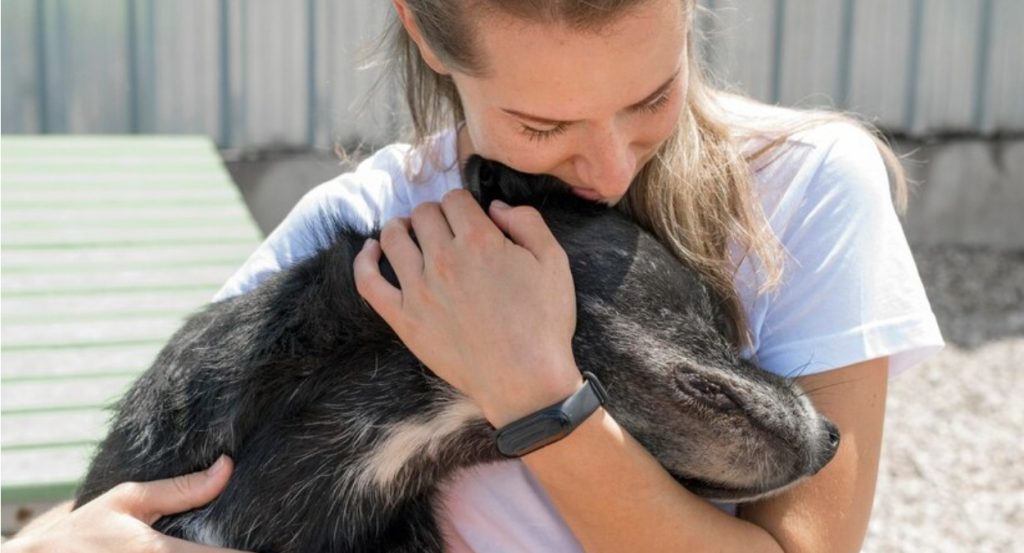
(1, 135), (263, 534)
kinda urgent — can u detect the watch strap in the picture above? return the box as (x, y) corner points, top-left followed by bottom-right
(563, 371), (608, 422)
(495, 372), (608, 458)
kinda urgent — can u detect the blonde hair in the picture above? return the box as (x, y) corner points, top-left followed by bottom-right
(379, 0), (908, 348)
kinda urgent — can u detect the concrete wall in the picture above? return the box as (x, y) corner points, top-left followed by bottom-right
(900, 138), (1024, 249)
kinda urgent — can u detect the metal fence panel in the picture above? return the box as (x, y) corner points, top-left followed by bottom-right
(846, 0), (916, 130)
(63, 0), (134, 133)
(2, 0), (43, 133)
(2, 0), (1021, 147)
(699, 0), (778, 103)
(147, 0), (223, 140)
(236, 0), (308, 148)
(913, 0), (983, 134)
(983, 0), (1024, 133)
(314, 0), (397, 148)
(776, 0), (847, 109)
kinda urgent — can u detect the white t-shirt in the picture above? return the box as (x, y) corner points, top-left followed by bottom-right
(213, 107), (944, 551)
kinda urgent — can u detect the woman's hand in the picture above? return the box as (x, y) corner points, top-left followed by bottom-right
(3, 456), (251, 553)
(353, 189), (582, 427)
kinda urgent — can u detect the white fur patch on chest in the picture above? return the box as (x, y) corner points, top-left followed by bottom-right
(350, 393), (484, 499)
(183, 516), (224, 548)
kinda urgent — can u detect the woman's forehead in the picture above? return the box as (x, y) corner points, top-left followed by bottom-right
(468, 1), (688, 119)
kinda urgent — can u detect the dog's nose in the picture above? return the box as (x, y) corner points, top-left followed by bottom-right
(813, 420), (841, 474)
(826, 421), (841, 451)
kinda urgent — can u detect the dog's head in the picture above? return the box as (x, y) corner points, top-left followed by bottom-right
(461, 155), (840, 503)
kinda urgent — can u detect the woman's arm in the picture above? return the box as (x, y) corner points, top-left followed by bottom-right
(740, 358), (887, 551)
(353, 190), (888, 552)
(523, 357), (888, 553)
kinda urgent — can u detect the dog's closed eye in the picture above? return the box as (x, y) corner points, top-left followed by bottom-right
(674, 376), (739, 412)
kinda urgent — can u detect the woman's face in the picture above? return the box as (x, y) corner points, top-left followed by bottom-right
(449, 0), (689, 204)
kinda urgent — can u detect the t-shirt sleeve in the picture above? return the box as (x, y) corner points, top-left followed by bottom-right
(754, 123), (944, 377)
(211, 148), (412, 302)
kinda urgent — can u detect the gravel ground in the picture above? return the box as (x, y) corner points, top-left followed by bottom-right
(863, 245), (1024, 553)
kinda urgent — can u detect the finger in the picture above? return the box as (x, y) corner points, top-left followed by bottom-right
(353, 237), (404, 325)
(109, 455), (233, 526)
(409, 201), (454, 258)
(377, 217), (424, 287)
(439, 189), (502, 241)
(488, 201), (563, 262)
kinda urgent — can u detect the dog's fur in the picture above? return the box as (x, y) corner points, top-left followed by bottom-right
(74, 156), (839, 552)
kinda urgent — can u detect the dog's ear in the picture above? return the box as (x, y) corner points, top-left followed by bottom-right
(462, 155), (610, 216)
(463, 155), (578, 207)
(462, 155), (504, 210)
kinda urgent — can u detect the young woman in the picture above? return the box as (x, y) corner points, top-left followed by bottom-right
(5, 1), (943, 552)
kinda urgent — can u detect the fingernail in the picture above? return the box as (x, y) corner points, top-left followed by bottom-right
(363, 237), (376, 249)
(491, 199), (510, 210)
(206, 455), (227, 476)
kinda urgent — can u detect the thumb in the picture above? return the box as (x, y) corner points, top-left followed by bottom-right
(110, 455), (234, 526)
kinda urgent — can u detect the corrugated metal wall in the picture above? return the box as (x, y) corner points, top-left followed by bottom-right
(3, 0), (1022, 150)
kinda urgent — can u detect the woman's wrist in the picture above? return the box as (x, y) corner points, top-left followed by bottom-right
(14, 500), (72, 536)
(5, 501), (73, 552)
(478, 357), (584, 428)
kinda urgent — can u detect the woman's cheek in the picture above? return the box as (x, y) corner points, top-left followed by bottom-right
(504, 148), (567, 176)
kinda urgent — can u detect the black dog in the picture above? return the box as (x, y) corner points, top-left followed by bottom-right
(74, 155), (839, 552)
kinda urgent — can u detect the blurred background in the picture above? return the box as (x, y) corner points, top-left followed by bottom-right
(1, 0), (1022, 551)
(4, 0), (1023, 241)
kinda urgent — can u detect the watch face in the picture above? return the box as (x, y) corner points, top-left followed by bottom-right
(497, 411), (572, 457)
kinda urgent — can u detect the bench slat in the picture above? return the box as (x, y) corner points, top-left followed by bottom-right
(2, 317), (185, 350)
(1, 445), (97, 503)
(1, 204), (250, 224)
(2, 290), (215, 321)
(1, 136), (261, 507)
(3, 376), (138, 412)
(2, 344), (160, 379)
(2, 243), (253, 270)
(2, 410), (110, 448)
(2, 266), (239, 295)
(3, 187), (240, 203)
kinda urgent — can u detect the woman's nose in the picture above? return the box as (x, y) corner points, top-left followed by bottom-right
(574, 122), (637, 199)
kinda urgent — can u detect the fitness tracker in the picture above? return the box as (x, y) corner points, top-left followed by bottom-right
(495, 371), (609, 458)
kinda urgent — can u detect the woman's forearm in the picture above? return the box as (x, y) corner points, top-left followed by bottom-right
(522, 408), (787, 553)
(523, 358), (889, 553)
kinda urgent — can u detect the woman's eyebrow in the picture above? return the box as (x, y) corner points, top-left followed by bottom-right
(501, 68), (681, 126)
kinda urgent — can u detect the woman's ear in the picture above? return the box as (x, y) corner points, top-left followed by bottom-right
(391, 0), (450, 76)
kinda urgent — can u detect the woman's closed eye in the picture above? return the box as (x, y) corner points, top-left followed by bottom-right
(520, 122), (570, 143)
(635, 89), (672, 114)
(518, 89), (675, 143)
